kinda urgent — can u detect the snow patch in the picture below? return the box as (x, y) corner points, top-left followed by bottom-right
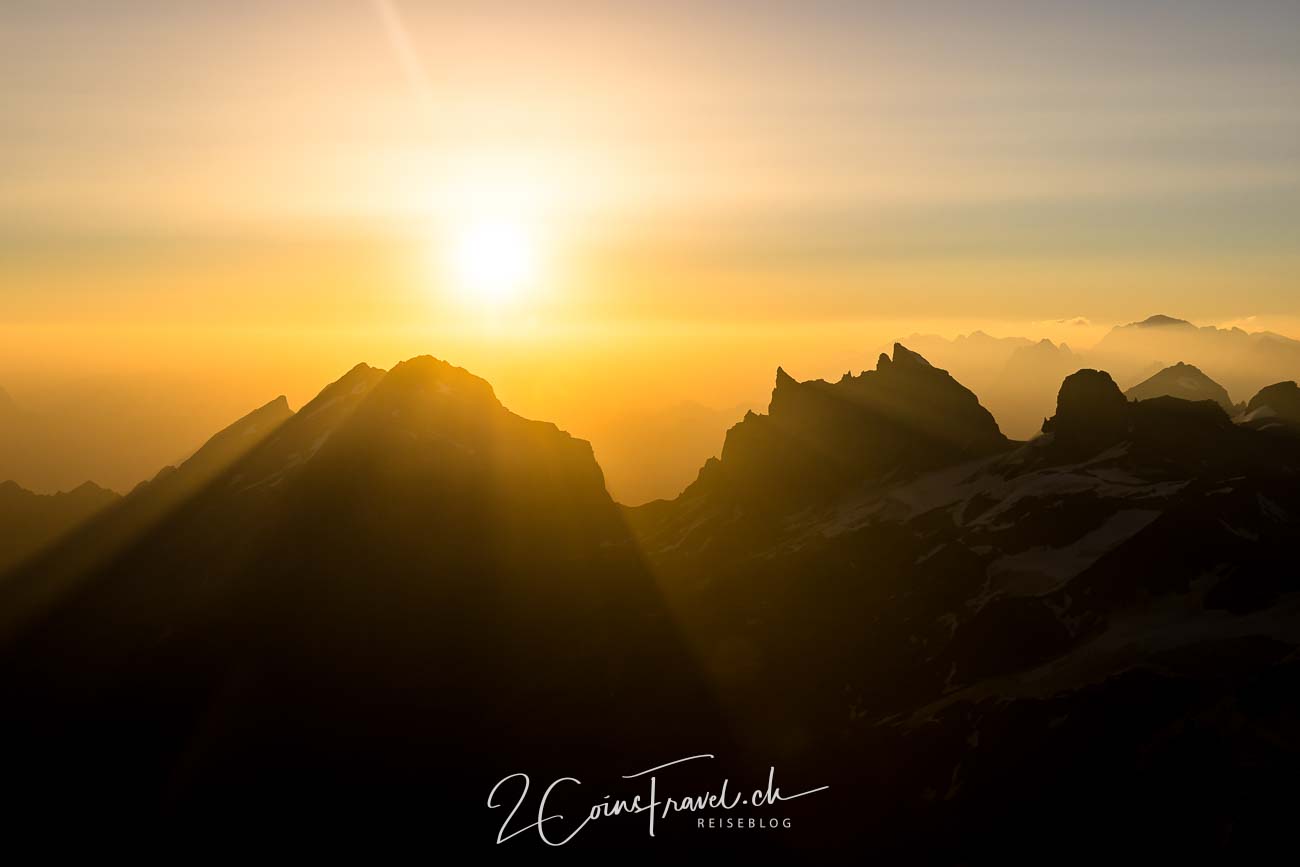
(986, 509), (1161, 597)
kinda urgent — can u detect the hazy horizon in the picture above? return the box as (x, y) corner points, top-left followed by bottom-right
(5, 1), (1300, 500)
(4, 310), (1299, 502)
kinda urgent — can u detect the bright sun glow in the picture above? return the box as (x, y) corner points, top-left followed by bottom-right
(450, 218), (538, 309)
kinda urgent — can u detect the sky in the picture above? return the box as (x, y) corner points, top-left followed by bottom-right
(2, 0), (1300, 497)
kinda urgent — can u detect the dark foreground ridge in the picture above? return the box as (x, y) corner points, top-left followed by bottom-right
(3, 348), (1300, 855)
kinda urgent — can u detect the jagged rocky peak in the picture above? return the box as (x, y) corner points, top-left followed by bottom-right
(314, 355), (612, 517)
(238, 394), (293, 428)
(887, 342), (933, 369)
(376, 355), (501, 407)
(1026, 337), (1070, 354)
(697, 344), (1009, 508)
(297, 362), (386, 415)
(196, 393), (293, 448)
(1124, 361), (1235, 411)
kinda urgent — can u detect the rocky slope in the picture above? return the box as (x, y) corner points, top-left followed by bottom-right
(629, 354), (1300, 857)
(0, 356), (718, 841)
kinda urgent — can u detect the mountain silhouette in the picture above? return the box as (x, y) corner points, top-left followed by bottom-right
(902, 316), (1300, 443)
(0, 480), (118, 575)
(630, 350), (1300, 857)
(1240, 380), (1300, 431)
(6, 348), (1300, 855)
(1093, 314), (1300, 401)
(140, 393), (295, 493)
(987, 338), (1080, 436)
(1130, 313), (1195, 329)
(1124, 361), (1237, 410)
(0, 355), (720, 840)
(900, 330), (1035, 385)
(678, 343), (1008, 512)
(1041, 368), (1131, 446)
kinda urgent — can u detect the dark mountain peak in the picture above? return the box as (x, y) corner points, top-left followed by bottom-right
(66, 480), (116, 499)
(1042, 369), (1129, 445)
(1247, 380), (1300, 412)
(889, 342), (933, 370)
(298, 362), (386, 417)
(247, 393), (292, 422)
(0, 357), (713, 804)
(283, 356), (614, 535)
(1055, 368), (1126, 411)
(175, 394), (295, 478)
(686, 345), (1008, 509)
(381, 355), (500, 407)
(1242, 381), (1300, 428)
(1124, 362), (1235, 410)
(124, 392), (301, 506)
(1132, 314), (1193, 328)
(775, 365), (797, 389)
(1043, 368), (1245, 461)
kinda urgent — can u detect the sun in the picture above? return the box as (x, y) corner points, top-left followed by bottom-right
(450, 217), (538, 308)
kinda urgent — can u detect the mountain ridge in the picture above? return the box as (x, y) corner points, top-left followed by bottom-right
(5, 347), (1300, 853)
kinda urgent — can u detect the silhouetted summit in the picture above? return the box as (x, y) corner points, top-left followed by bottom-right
(9, 349), (1300, 856)
(1124, 361), (1236, 411)
(0, 355), (720, 834)
(158, 393), (295, 489)
(1042, 369), (1130, 446)
(630, 346), (1300, 859)
(689, 343), (1008, 508)
(1132, 314), (1194, 328)
(1043, 367), (1240, 460)
(1091, 314), (1300, 405)
(1242, 380), (1300, 431)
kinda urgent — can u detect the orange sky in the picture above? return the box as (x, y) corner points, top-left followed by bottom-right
(3, 2), (1300, 498)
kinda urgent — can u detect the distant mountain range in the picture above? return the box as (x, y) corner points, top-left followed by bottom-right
(584, 399), (760, 505)
(1091, 313), (1300, 399)
(901, 314), (1300, 439)
(4, 336), (1300, 853)
(0, 480), (118, 574)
